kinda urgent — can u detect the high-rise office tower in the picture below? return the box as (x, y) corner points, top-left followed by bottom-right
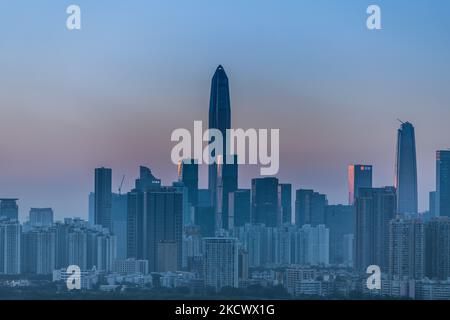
(388, 217), (424, 280)
(279, 184), (292, 225)
(94, 167), (112, 231)
(355, 187), (396, 272)
(395, 121), (418, 215)
(203, 237), (239, 292)
(127, 166), (161, 259)
(325, 205), (355, 265)
(0, 199), (19, 221)
(436, 150), (450, 217)
(425, 217), (450, 280)
(29, 208), (54, 227)
(216, 155), (238, 230)
(178, 159), (199, 207)
(0, 219), (21, 275)
(295, 189), (327, 227)
(348, 165), (372, 205)
(144, 187), (183, 272)
(229, 189), (251, 228)
(208, 65), (232, 213)
(251, 177), (280, 227)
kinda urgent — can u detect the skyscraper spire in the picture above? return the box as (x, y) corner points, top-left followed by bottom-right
(395, 121), (418, 215)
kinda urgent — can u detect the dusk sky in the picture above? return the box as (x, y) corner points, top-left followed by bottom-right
(1, 0), (450, 221)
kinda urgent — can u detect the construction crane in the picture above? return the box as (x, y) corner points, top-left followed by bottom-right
(118, 175), (125, 195)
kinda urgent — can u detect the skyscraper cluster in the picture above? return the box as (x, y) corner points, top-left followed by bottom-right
(1, 66), (450, 300)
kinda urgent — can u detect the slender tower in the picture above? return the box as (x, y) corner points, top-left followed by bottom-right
(208, 65), (237, 228)
(394, 121), (418, 215)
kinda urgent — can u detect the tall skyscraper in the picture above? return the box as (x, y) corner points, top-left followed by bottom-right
(94, 167), (112, 231)
(295, 189), (327, 227)
(0, 199), (19, 221)
(279, 183), (292, 225)
(348, 165), (372, 205)
(436, 150), (450, 217)
(395, 121), (418, 215)
(127, 166), (161, 259)
(251, 177), (280, 227)
(29, 208), (54, 227)
(144, 187), (183, 272)
(203, 237), (239, 292)
(355, 187), (396, 271)
(388, 217), (424, 280)
(208, 65), (232, 212)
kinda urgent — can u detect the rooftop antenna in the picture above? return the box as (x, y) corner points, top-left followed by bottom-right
(118, 175), (125, 195)
(397, 118), (405, 124)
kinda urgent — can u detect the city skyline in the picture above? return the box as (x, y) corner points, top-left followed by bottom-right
(1, 1), (450, 220)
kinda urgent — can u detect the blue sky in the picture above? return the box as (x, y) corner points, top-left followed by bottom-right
(0, 0), (450, 220)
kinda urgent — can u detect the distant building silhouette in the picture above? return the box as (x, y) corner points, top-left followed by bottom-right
(355, 187), (396, 272)
(325, 204), (355, 265)
(348, 165), (372, 205)
(436, 150), (450, 217)
(147, 188), (183, 272)
(395, 121), (418, 215)
(127, 166), (161, 259)
(251, 177), (280, 227)
(29, 208), (53, 227)
(0, 199), (19, 222)
(94, 167), (112, 231)
(279, 184), (292, 225)
(295, 189), (327, 227)
(228, 189), (250, 228)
